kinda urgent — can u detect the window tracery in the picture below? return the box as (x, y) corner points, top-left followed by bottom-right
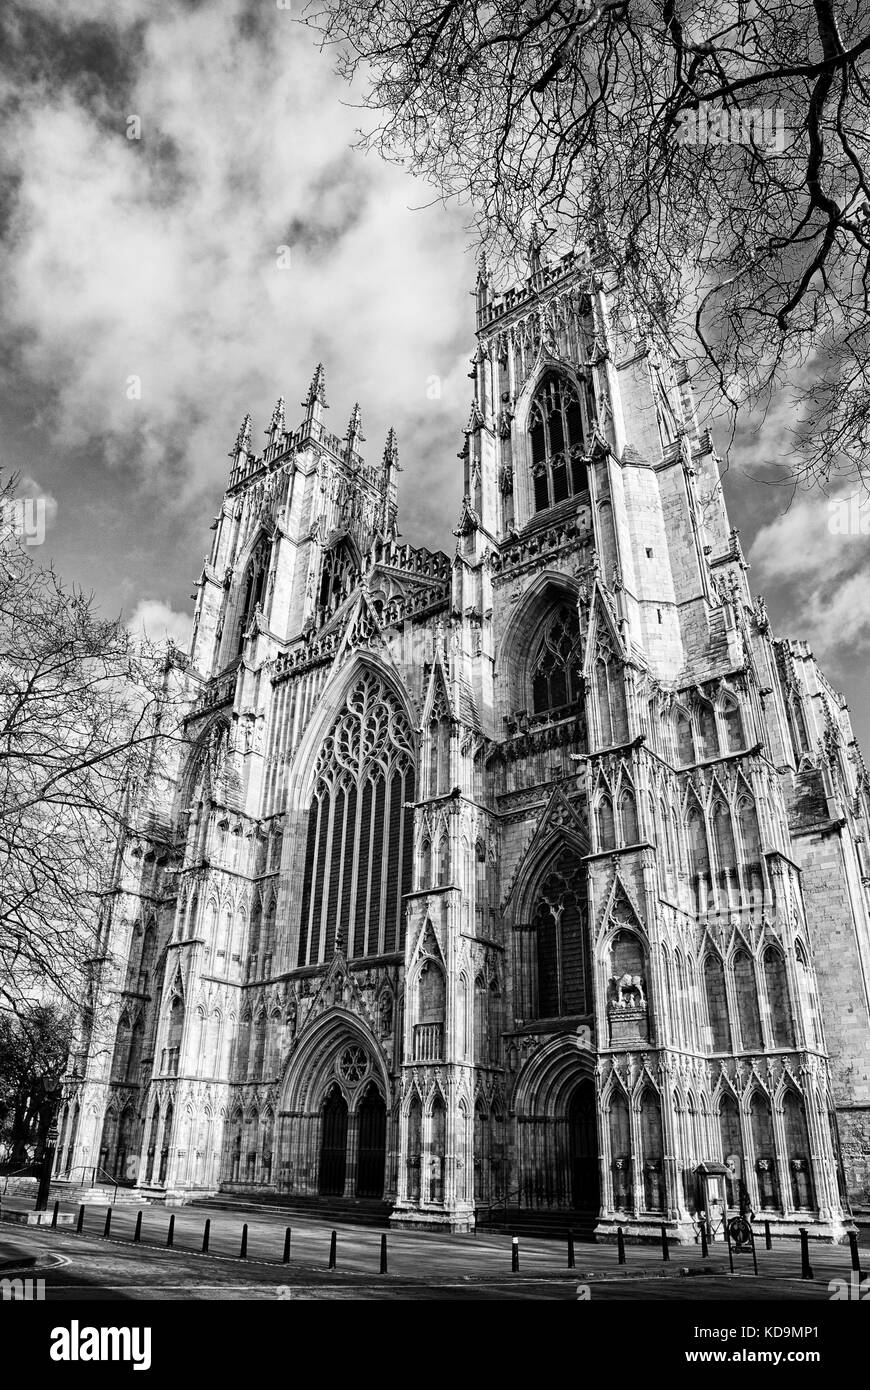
(528, 374), (590, 512)
(297, 672), (415, 965)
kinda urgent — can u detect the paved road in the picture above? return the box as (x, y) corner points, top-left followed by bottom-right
(1, 1198), (865, 1300)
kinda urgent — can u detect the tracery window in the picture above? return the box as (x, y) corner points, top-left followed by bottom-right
(297, 672), (415, 965)
(318, 538), (358, 619)
(235, 537), (270, 654)
(593, 627), (627, 746)
(530, 604), (583, 715)
(531, 849), (590, 1017)
(528, 373), (589, 512)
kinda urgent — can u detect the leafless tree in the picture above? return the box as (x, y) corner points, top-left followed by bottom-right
(309, 0), (870, 485)
(0, 475), (185, 1022)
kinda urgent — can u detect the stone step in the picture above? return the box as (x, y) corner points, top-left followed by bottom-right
(50, 1185), (153, 1206)
(188, 1192), (392, 1228)
(475, 1207), (599, 1241)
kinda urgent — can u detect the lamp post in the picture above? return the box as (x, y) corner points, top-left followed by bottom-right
(34, 1077), (62, 1212)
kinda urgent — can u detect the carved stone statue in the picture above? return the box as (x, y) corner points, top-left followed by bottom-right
(610, 972), (645, 1009)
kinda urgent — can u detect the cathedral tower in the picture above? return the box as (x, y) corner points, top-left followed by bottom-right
(57, 246), (870, 1240)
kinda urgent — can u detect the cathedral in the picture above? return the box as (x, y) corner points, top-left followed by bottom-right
(55, 246), (870, 1240)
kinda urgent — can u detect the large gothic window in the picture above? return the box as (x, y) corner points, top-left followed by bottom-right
(297, 672), (416, 965)
(531, 849), (590, 1017)
(318, 538), (358, 621)
(530, 604), (583, 715)
(235, 536), (270, 654)
(528, 374), (589, 512)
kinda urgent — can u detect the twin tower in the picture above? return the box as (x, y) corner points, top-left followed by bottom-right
(58, 248), (870, 1238)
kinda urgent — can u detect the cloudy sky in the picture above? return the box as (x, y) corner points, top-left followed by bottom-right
(2, 0), (869, 748)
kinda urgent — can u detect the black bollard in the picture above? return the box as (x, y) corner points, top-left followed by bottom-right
(240, 1223), (248, 1259)
(202, 1218), (210, 1254)
(617, 1226), (626, 1265)
(283, 1227), (292, 1264)
(660, 1224), (670, 1262)
(380, 1233), (388, 1274)
(799, 1227), (814, 1281)
(166, 1213), (175, 1249)
(50, 1200), (60, 1229)
(76, 1204), (85, 1235)
(567, 1230), (575, 1269)
(328, 1230), (337, 1269)
(133, 1210), (142, 1244)
(700, 1220), (708, 1259)
(764, 1220), (772, 1250)
(511, 1235), (519, 1272)
(103, 1207), (112, 1238)
(848, 1231), (863, 1279)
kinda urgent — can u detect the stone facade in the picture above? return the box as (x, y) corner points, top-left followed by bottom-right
(56, 250), (870, 1238)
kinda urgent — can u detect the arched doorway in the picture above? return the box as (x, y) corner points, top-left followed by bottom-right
(356, 1084), (387, 1198)
(319, 1085), (348, 1196)
(569, 1079), (600, 1212)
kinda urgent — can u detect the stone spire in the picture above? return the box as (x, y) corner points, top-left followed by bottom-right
(266, 396), (285, 443)
(227, 413), (253, 480)
(228, 412), (252, 458)
(475, 248), (492, 327)
(345, 402), (365, 458)
(302, 363), (328, 426)
(379, 427), (401, 537)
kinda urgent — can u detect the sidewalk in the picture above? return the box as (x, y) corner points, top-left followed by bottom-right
(1, 1193), (863, 1287)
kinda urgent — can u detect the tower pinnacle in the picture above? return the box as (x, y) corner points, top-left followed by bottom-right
(345, 402), (365, 457)
(302, 364), (328, 420)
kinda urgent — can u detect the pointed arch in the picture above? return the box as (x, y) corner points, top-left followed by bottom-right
(763, 945), (795, 1048)
(618, 788), (639, 846)
(733, 948), (763, 1051)
(704, 951), (731, 1052)
(749, 1088), (780, 1210)
(720, 692), (744, 752)
(697, 700), (719, 759)
(782, 1089), (814, 1209)
(496, 572), (584, 724)
(686, 798), (710, 878)
(608, 1086), (633, 1212)
(293, 660), (417, 966)
(317, 532), (361, 620)
(596, 792), (615, 851)
(530, 602), (583, 715)
(639, 1086), (665, 1211)
(737, 796), (762, 866)
(675, 707), (694, 765)
(527, 844), (590, 1018)
(711, 800), (736, 870)
(232, 530), (272, 656)
(526, 370), (591, 512)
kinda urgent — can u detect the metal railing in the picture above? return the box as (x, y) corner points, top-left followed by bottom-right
(1, 1162), (41, 1195)
(59, 1165), (120, 1204)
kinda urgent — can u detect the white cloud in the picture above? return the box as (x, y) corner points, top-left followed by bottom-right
(749, 485), (870, 673)
(0, 0), (470, 541)
(127, 598), (192, 650)
(18, 475), (59, 531)
(749, 488), (864, 584)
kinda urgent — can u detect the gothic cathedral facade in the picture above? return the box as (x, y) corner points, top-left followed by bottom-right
(57, 249), (870, 1239)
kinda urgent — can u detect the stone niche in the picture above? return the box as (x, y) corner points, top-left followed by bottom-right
(609, 1002), (649, 1046)
(607, 930), (649, 1044)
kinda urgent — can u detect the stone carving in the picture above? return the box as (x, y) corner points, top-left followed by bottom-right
(610, 972), (645, 1009)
